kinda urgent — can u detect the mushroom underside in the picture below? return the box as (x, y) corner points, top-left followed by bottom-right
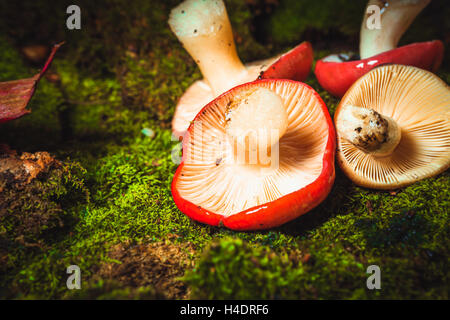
(172, 56), (280, 138)
(336, 64), (450, 189)
(175, 80), (330, 216)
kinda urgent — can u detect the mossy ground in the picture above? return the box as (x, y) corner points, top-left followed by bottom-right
(0, 0), (448, 299)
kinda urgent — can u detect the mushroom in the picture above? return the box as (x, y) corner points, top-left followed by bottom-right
(171, 79), (336, 231)
(314, 0), (444, 97)
(335, 64), (450, 189)
(169, 0), (313, 138)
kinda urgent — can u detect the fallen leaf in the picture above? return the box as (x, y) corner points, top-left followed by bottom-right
(0, 150), (59, 186)
(0, 42), (63, 123)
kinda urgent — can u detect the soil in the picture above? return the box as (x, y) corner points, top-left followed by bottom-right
(97, 237), (196, 299)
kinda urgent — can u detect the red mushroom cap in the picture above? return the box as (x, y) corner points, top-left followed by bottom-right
(259, 41), (313, 82)
(314, 40), (444, 98)
(171, 79), (336, 231)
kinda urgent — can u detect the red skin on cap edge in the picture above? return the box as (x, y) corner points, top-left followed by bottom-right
(171, 79), (336, 231)
(260, 42), (313, 82)
(314, 40), (444, 98)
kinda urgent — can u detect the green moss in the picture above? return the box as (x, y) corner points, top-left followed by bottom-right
(184, 238), (366, 299)
(0, 159), (88, 298)
(63, 280), (164, 300)
(0, 35), (29, 80)
(184, 171), (450, 299)
(0, 0), (448, 300)
(267, 0), (364, 45)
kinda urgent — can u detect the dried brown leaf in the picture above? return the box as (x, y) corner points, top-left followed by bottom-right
(0, 42), (63, 123)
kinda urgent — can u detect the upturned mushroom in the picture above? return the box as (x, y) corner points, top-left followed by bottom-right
(314, 0), (444, 97)
(335, 64), (450, 189)
(171, 79), (336, 231)
(169, 0), (313, 138)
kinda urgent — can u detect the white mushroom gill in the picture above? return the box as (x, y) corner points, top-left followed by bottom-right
(168, 0), (248, 96)
(176, 81), (329, 216)
(336, 64), (450, 189)
(360, 0), (431, 59)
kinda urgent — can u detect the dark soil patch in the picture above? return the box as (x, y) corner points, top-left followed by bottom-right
(97, 238), (196, 299)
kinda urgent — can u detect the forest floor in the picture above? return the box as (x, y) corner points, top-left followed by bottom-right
(0, 0), (448, 299)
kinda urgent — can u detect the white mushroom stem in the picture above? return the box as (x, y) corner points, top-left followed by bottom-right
(339, 105), (401, 157)
(360, 0), (431, 59)
(225, 88), (288, 165)
(168, 0), (248, 96)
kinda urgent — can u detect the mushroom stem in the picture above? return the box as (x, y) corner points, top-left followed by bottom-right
(168, 0), (247, 96)
(360, 0), (430, 59)
(338, 105), (401, 157)
(225, 87), (288, 165)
